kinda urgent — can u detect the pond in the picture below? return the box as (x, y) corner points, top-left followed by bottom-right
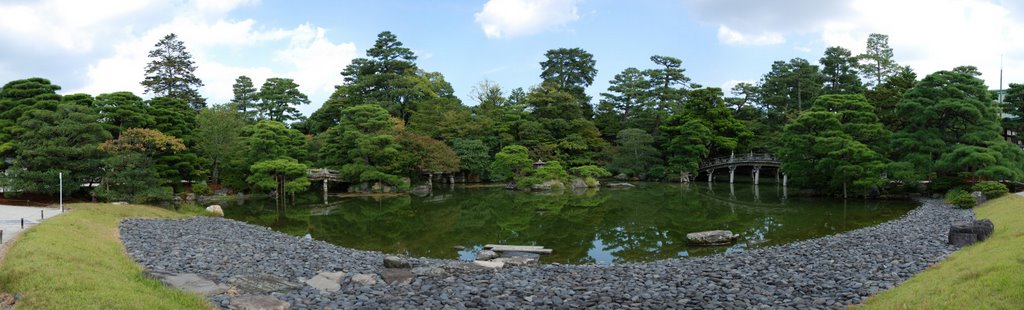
(219, 183), (916, 264)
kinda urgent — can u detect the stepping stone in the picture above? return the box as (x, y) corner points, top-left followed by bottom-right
(304, 271), (344, 293)
(500, 251), (541, 260)
(493, 256), (538, 266)
(227, 274), (302, 294)
(472, 260), (505, 269)
(483, 244), (553, 254)
(350, 274), (377, 286)
(382, 268), (415, 285)
(155, 273), (228, 296)
(475, 250), (498, 261)
(230, 295), (290, 310)
(411, 266), (448, 278)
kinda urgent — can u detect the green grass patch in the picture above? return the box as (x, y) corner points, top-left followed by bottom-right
(0, 203), (210, 309)
(856, 195), (1024, 309)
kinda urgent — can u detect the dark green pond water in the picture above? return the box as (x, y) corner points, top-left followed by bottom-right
(220, 183), (916, 264)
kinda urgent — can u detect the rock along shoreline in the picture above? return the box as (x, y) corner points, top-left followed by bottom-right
(120, 199), (972, 309)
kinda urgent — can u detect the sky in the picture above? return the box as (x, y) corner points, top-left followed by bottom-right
(1, 0), (1023, 116)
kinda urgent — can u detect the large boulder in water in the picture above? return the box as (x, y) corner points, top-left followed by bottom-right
(686, 230), (737, 246)
(410, 185), (431, 197)
(530, 180), (564, 191)
(614, 173), (628, 180)
(570, 178), (588, 190)
(605, 182), (635, 188)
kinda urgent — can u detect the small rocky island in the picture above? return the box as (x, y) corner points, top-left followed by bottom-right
(120, 199), (971, 309)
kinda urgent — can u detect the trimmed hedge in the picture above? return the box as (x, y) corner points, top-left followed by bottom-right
(945, 189), (976, 209)
(971, 181), (1008, 199)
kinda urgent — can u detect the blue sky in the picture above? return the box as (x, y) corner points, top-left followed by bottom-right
(1, 0), (1022, 116)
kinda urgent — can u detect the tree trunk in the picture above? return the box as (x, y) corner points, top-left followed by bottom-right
(211, 159), (220, 185)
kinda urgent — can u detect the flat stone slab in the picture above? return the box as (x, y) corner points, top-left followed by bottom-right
(483, 244), (552, 254)
(155, 273), (228, 296)
(349, 274), (377, 286)
(411, 266), (448, 278)
(230, 295), (290, 310)
(304, 271), (343, 293)
(472, 260), (505, 269)
(382, 268), (414, 285)
(500, 251), (541, 260)
(227, 274), (302, 294)
(493, 256), (538, 266)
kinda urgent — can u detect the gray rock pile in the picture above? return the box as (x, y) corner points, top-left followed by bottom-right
(120, 199), (971, 309)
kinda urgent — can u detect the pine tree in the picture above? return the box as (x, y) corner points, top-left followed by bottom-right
(230, 75), (259, 121)
(141, 33), (206, 110)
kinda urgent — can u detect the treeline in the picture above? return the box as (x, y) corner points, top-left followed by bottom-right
(1, 31), (1022, 203)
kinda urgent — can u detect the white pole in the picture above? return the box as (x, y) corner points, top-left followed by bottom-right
(59, 172), (63, 212)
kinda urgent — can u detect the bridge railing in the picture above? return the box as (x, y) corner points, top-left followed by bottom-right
(699, 153), (778, 168)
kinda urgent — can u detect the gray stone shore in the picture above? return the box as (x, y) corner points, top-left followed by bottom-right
(120, 199), (971, 309)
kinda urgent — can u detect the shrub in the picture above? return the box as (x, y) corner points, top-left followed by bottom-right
(570, 165), (612, 178)
(971, 181), (1008, 199)
(533, 161), (570, 184)
(95, 185), (174, 204)
(191, 183), (212, 196)
(931, 175), (965, 193)
(583, 176), (599, 187)
(945, 189), (976, 209)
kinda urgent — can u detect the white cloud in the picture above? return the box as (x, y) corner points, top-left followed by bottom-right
(474, 0), (580, 39)
(717, 25), (784, 46)
(0, 0), (357, 116)
(688, 0), (1024, 89)
(274, 24), (358, 109)
(720, 80), (755, 93)
(818, 0), (1024, 89)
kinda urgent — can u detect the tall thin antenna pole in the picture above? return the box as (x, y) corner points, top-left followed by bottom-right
(1000, 54), (1004, 104)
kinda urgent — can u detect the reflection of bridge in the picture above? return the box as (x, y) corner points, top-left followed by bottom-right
(697, 153), (786, 186)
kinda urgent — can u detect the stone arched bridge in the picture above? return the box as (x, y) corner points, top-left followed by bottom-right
(698, 153), (786, 185)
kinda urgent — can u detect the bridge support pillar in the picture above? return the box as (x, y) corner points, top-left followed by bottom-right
(707, 168), (715, 183)
(728, 166), (737, 184)
(323, 179), (329, 205)
(753, 165), (762, 185)
(782, 173), (788, 187)
(753, 184), (760, 202)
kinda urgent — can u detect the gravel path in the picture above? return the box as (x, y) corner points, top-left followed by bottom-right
(120, 199), (971, 309)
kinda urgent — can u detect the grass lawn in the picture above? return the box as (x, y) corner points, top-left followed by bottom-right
(0, 203), (210, 309)
(856, 194), (1024, 309)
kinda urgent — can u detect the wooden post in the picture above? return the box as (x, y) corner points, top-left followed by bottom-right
(323, 179), (328, 205)
(782, 173), (788, 187)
